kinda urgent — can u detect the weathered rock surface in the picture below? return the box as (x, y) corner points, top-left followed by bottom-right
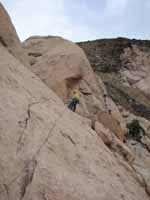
(0, 2), (29, 66)
(118, 107), (150, 194)
(127, 140), (150, 195)
(23, 36), (98, 104)
(78, 38), (150, 120)
(79, 38), (150, 196)
(0, 3), (150, 200)
(1, 44), (149, 200)
(95, 121), (135, 165)
(23, 36), (125, 140)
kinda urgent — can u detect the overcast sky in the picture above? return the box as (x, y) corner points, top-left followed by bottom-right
(1, 0), (150, 42)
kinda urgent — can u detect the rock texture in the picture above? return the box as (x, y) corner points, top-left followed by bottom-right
(0, 3), (150, 200)
(78, 38), (150, 119)
(0, 2), (29, 66)
(78, 38), (150, 195)
(23, 36), (125, 140)
(1, 43), (149, 200)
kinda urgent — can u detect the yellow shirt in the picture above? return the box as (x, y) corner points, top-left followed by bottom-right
(72, 93), (80, 101)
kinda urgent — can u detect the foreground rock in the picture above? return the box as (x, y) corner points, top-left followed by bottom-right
(0, 2), (150, 199)
(0, 41), (149, 200)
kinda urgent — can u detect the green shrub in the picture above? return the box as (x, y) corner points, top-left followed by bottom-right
(126, 120), (145, 141)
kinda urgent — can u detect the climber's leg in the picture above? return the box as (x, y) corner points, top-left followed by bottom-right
(72, 102), (77, 112)
(68, 100), (75, 111)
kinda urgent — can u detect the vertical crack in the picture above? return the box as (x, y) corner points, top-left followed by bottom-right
(19, 159), (37, 200)
(17, 103), (33, 152)
(3, 184), (9, 198)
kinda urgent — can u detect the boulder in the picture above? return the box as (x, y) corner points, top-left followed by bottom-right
(23, 36), (101, 101)
(97, 111), (125, 141)
(23, 36), (126, 139)
(95, 121), (113, 145)
(95, 121), (134, 165)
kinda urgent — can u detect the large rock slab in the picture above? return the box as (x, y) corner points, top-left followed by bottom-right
(23, 36), (102, 102)
(0, 42), (149, 200)
(24, 36), (125, 140)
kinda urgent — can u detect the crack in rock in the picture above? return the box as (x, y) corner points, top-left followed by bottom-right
(40, 189), (48, 200)
(3, 184), (9, 198)
(0, 106), (65, 197)
(17, 99), (52, 153)
(60, 130), (76, 146)
(0, 36), (7, 47)
(17, 104), (32, 152)
(133, 167), (150, 196)
(19, 159), (37, 200)
(140, 141), (150, 153)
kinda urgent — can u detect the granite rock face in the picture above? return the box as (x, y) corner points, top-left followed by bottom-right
(79, 38), (150, 194)
(78, 38), (150, 119)
(1, 43), (150, 200)
(0, 3), (150, 200)
(24, 36), (125, 140)
(0, 3), (29, 66)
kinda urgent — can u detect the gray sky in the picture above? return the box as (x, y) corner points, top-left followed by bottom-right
(1, 0), (150, 42)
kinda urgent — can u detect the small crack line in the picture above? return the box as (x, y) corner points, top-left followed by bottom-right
(17, 99), (52, 152)
(0, 106), (66, 196)
(33, 108), (65, 159)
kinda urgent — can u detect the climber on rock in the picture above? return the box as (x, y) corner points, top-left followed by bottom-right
(68, 89), (80, 112)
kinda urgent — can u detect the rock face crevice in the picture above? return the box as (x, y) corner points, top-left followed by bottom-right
(18, 104), (31, 144)
(0, 36), (7, 47)
(60, 130), (76, 146)
(19, 159), (37, 200)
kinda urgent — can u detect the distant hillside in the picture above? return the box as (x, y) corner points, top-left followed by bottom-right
(78, 38), (150, 119)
